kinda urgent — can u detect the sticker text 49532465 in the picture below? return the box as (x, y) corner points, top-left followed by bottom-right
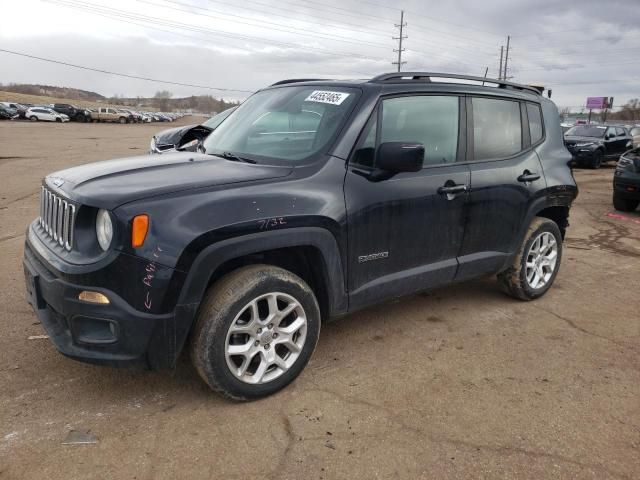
(304, 91), (350, 105)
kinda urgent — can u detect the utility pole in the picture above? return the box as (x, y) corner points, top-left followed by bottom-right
(503, 35), (511, 80)
(392, 10), (407, 72)
(498, 46), (504, 80)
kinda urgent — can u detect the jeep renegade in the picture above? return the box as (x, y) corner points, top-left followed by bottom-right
(23, 73), (578, 400)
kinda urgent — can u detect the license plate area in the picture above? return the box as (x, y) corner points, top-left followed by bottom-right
(24, 264), (44, 310)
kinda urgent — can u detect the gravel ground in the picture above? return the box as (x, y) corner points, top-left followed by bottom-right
(1, 118), (639, 479)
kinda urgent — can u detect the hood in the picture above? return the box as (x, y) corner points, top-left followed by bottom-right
(153, 124), (211, 147)
(564, 135), (603, 144)
(46, 152), (292, 209)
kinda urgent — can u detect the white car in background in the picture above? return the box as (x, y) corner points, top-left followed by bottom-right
(25, 107), (70, 122)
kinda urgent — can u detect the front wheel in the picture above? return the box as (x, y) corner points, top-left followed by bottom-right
(590, 150), (603, 169)
(30, 116), (38, 122)
(613, 193), (639, 212)
(119, 117), (127, 124)
(498, 217), (563, 301)
(191, 265), (321, 400)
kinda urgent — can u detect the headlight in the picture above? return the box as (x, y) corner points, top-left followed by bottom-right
(575, 142), (594, 147)
(96, 209), (113, 251)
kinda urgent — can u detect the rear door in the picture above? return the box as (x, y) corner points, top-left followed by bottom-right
(456, 97), (546, 280)
(345, 94), (470, 308)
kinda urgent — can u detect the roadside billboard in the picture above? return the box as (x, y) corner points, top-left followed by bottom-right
(586, 97), (608, 109)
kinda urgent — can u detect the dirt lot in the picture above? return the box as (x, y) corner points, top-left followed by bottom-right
(1, 119), (639, 479)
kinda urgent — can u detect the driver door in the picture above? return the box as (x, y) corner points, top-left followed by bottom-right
(344, 94), (470, 309)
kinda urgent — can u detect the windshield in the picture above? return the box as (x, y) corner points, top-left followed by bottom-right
(203, 86), (359, 163)
(565, 125), (606, 137)
(630, 127), (640, 136)
(202, 107), (237, 129)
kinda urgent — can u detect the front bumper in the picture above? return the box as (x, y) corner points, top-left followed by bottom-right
(23, 237), (181, 369)
(614, 170), (640, 200)
(566, 146), (596, 163)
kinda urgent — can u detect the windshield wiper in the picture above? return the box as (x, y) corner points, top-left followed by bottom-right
(213, 151), (257, 164)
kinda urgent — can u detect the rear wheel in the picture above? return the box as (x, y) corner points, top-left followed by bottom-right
(590, 150), (603, 169)
(191, 265), (321, 400)
(613, 193), (639, 212)
(498, 217), (563, 301)
(29, 116), (38, 122)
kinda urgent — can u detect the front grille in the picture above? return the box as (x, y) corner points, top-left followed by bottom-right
(39, 186), (76, 251)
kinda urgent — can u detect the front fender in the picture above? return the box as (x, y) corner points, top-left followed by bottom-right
(171, 227), (347, 359)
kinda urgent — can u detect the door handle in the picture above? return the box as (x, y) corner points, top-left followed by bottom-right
(437, 183), (468, 195)
(517, 170), (541, 183)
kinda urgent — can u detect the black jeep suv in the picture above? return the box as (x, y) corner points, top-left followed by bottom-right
(564, 124), (633, 169)
(23, 73), (577, 400)
(51, 103), (92, 122)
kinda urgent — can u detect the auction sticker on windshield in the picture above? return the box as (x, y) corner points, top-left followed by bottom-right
(305, 91), (350, 105)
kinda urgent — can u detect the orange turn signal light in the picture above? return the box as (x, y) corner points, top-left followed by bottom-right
(131, 214), (149, 248)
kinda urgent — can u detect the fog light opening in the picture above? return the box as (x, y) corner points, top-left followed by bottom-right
(78, 291), (110, 304)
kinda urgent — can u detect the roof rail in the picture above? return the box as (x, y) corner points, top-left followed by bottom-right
(270, 78), (327, 86)
(369, 72), (541, 95)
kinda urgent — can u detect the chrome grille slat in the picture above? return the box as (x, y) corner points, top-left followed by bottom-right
(39, 186), (76, 251)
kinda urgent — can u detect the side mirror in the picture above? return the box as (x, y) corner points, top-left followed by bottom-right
(376, 142), (425, 173)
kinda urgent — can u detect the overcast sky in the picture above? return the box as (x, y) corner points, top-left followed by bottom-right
(1, 0), (639, 109)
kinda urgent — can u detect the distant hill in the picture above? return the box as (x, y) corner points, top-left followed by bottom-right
(0, 83), (240, 114)
(0, 83), (106, 101)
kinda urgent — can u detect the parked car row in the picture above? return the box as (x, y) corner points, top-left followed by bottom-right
(0, 101), (184, 124)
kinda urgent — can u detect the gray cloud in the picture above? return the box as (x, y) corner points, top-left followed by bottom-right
(1, 0), (639, 109)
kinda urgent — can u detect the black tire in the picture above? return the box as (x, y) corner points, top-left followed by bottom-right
(498, 217), (563, 301)
(55, 118), (62, 123)
(76, 114), (86, 123)
(613, 193), (639, 212)
(590, 150), (603, 169)
(30, 116), (38, 122)
(191, 265), (321, 400)
(119, 117), (127, 124)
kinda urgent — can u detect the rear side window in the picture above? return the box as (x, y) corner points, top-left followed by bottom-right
(472, 97), (522, 160)
(380, 96), (459, 166)
(616, 127), (626, 137)
(526, 103), (543, 145)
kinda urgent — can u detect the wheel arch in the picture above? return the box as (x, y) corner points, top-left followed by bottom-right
(501, 193), (574, 273)
(173, 227), (347, 353)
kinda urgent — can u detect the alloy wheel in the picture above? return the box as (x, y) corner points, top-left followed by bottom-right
(525, 231), (558, 289)
(224, 292), (307, 385)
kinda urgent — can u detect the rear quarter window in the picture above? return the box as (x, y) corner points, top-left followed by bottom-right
(526, 103), (544, 145)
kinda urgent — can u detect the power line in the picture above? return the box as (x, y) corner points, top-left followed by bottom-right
(45, 0), (391, 63)
(0, 48), (256, 93)
(140, 0), (393, 50)
(49, 0), (493, 69)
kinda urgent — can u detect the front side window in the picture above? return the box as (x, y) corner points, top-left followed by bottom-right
(379, 96), (459, 166)
(203, 86), (359, 163)
(473, 97), (522, 160)
(527, 103), (543, 145)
